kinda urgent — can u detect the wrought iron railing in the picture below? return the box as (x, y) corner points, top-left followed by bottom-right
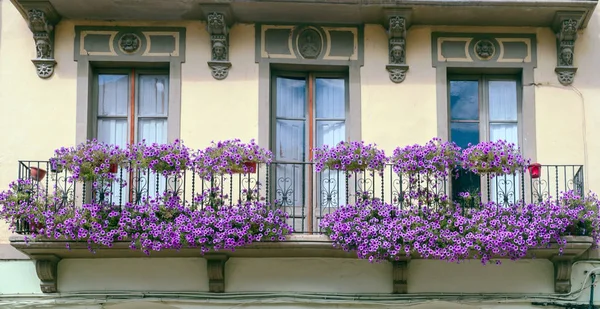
(14, 161), (585, 234)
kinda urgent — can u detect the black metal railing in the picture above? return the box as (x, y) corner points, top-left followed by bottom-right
(14, 161), (585, 234)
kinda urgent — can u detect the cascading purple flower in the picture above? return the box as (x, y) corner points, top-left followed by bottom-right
(391, 138), (460, 178)
(313, 141), (388, 174)
(193, 139), (273, 180)
(127, 139), (191, 176)
(320, 192), (600, 264)
(52, 139), (126, 183)
(460, 140), (530, 177)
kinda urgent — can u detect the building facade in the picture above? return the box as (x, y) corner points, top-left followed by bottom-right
(1, 0), (600, 308)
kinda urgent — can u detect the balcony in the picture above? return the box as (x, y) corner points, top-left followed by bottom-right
(12, 160), (585, 235)
(5, 158), (595, 294)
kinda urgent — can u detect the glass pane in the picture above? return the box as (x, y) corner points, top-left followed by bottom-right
(138, 119), (168, 144)
(316, 120), (345, 148)
(98, 74), (129, 117)
(489, 80), (518, 121)
(97, 119), (128, 148)
(490, 123), (518, 145)
(275, 120), (305, 161)
(276, 77), (306, 119)
(490, 123), (520, 205)
(138, 75), (169, 117)
(315, 78), (345, 119)
(449, 80), (479, 120)
(450, 122), (479, 149)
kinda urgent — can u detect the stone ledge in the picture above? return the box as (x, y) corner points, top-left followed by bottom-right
(9, 234), (595, 295)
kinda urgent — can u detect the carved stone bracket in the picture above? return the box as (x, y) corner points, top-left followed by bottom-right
(203, 8), (233, 80)
(392, 260), (409, 293)
(31, 254), (60, 293)
(552, 255), (577, 293)
(552, 12), (585, 86)
(384, 10), (412, 83)
(206, 254), (229, 293)
(26, 9), (58, 79)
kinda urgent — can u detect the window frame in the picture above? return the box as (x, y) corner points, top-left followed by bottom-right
(447, 74), (523, 148)
(91, 68), (171, 144)
(269, 71), (350, 163)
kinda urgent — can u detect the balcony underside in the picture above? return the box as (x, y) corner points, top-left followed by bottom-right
(8, 235), (596, 294)
(12, 0), (599, 27)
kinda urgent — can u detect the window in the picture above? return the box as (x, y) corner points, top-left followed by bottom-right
(448, 75), (521, 203)
(94, 69), (170, 147)
(93, 69), (170, 202)
(271, 72), (348, 230)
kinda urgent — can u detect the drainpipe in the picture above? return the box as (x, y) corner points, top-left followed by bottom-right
(590, 273), (596, 309)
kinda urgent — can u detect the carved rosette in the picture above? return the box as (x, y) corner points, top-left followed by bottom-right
(387, 16), (409, 83)
(474, 40), (496, 60)
(554, 14), (582, 86)
(27, 9), (57, 79)
(206, 12), (231, 80)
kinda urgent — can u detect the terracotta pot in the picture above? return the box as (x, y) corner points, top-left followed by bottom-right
(243, 161), (257, 173)
(231, 162), (257, 174)
(527, 163), (542, 179)
(109, 163), (118, 173)
(30, 167), (47, 182)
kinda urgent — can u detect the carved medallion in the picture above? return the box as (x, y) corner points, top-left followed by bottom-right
(474, 40), (495, 60)
(297, 28), (322, 59)
(119, 33), (141, 53)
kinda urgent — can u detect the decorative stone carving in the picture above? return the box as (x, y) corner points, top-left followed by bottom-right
(553, 13), (583, 86)
(474, 40), (495, 59)
(298, 28), (322, 59)
(392, 260), (409, 293)
(31, 254), (60, 293)
(26, 9), (57, 79)
(552, 255), (577, 293)
(119, 33), (141, 53)
(206, 12), (231, 80)
(206, 255), (229, 293)
(386, 15), (409, 83)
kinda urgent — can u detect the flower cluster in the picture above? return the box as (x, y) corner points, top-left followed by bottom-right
(52, 139), (126, 182)
(320, 193), (599, 264)
(193, 139), (273, 179)
(128, 139), (191, 175)
(8, 191), (292, 254)
(314, 141), (388, 173)
(0, 179), (47, 234)
(461, 140), (530, 177)
(391, 138), (461, 178)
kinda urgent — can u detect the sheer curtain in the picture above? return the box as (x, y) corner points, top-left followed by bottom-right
(275, 77), (306, 208)
(138, 75), (169, 199)
(488, 80), (520, 205)
(315, 78), (346, 207)
(97, 74), (130, 204)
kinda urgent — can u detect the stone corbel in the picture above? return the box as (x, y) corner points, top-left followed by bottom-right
(552, 12), (585, 86)
(384, 10), (412, 83)
(206, 254), (229, 292)
(31, 254), (60, 293)
(25, 8), (59, 79)
(202, 7), (234, 80)
(552, 254), (577, 293)
(392, 260), (409, 293)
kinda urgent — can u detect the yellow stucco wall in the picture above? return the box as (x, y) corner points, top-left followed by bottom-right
(0, 0), (598, 242)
